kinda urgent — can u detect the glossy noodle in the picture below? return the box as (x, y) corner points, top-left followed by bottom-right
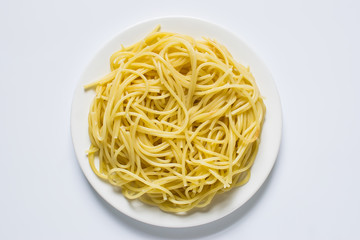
(84, 26), (266, 212)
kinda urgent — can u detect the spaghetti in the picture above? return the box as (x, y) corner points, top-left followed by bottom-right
(84, 26), (266, 212)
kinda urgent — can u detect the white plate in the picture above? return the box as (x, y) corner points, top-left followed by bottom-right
(71, 16), (282, 228)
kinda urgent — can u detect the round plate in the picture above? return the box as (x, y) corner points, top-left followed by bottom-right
(71, 16), (282, 228)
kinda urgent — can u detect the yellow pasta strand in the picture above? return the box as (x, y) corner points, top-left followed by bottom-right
(85, 26), (266, 213)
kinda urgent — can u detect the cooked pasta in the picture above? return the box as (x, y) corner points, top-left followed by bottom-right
(84, 26), (266, 213)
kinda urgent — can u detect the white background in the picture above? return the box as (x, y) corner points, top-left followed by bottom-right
(1, 0), (359, 239)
